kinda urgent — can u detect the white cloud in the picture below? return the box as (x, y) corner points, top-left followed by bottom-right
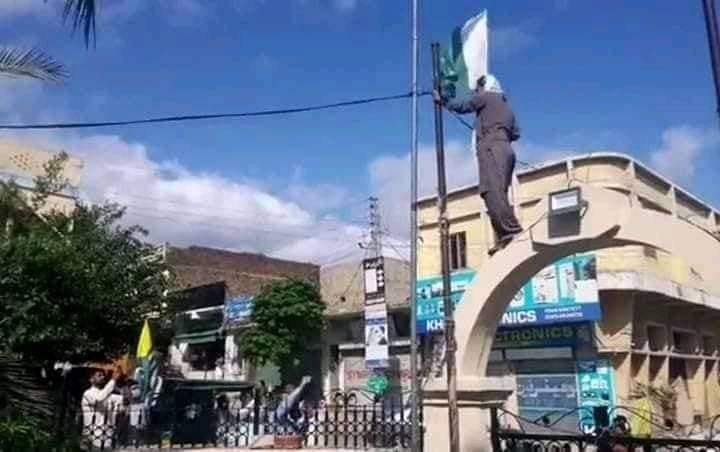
(492, 24), (537, 59)
(1, 130), (363, 264)
(369, 140), (477, 237)
(650, 126), (719, 183)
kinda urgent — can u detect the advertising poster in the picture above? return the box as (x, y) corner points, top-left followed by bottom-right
(576, 359), (616, 432)
(364, 303), (389, 368)
(363, 257), (386, 305)
(576, 359), (615, 409)
(501, 255), (600, 327)
(416, 254), (601, 334)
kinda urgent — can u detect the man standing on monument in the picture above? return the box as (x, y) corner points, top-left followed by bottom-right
(434, 74), (522, 255)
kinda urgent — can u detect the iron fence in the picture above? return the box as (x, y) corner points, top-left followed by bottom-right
(77, 398), (416, 450)
(490, 406), (720, 452)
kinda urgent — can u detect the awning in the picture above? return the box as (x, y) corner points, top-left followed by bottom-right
(173, 328), (223, 345)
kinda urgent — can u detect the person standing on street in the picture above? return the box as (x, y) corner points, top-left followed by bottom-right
(434, 74), (523, 255)
(81, 367), (123, 449)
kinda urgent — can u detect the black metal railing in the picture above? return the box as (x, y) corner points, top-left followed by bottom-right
(77, 398), (417, 450)
(490, 406), (720, 452)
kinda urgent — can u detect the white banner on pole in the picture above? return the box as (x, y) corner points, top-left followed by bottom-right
(365, 303), (389, 368)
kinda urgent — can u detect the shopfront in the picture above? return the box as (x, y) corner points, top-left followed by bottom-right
(417, 254), (615, 431)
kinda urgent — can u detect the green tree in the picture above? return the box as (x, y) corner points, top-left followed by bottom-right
(0, 152), (173, 365)
(240, 279), (325, 380)
(1, 0), (97, 81)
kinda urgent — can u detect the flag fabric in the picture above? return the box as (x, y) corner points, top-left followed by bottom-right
(136, 319), (153, 359)
(629, 398), (653, 437)
(440, 10), (489, 99)
(135, 319), (157, 403)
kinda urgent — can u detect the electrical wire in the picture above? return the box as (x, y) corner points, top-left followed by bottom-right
(445, 106), (538, 170)
(115, 206), (363, 243)
(101, 190), (368, 227)
(0, 91), (430, 130)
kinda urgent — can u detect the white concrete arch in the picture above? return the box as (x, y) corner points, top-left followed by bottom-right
(424, 184), (720, 451)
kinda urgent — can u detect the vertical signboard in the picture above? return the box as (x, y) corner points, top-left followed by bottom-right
(576, 359), (616, 431)
(363, 257), (388, 368)
(365, 303), (389, 368)
(363, 257), (386, 305)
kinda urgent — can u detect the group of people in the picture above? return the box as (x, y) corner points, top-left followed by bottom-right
(80, 363), (162, 450)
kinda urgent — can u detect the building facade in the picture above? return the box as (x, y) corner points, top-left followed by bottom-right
(320, 256), (412, 403)
(165, 246), (319, 390)
(0, 140), (84, 214)
(417, 153), (720, 428)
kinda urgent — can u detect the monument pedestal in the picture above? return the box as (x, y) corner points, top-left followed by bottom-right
(422, 376), (513, 452)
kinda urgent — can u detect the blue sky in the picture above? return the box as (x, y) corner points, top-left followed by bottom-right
(1, 0), (718, 263)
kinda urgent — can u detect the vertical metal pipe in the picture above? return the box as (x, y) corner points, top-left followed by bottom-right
(431, 42), (460, 452)
(703, 0), (720, 124)
(409, 0), (421, 450)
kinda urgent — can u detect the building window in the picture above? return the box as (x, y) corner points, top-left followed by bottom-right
(449, 232), (467, 270)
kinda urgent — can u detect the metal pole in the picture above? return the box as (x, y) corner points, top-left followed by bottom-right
(431, 42), (460, 452)
(703, 0), (720, 125)
(409, 0), (421, 450)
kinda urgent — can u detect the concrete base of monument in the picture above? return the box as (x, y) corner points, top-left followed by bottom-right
(423, 376), (514, 452)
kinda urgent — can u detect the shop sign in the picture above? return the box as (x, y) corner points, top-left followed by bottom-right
(493, 323), (593, 349)
(416, 271), (476, 334)
(224, 296), (253, 328)
(416, 254), (600, 334)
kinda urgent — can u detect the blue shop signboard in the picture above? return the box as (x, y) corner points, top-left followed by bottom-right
(224, 296), (253, 328)
(416, 254), (601, 334)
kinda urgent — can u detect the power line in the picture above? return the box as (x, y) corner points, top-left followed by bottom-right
(110, 205), (364, 243)
(445, 107), (537, 170)
(0, 91), (429, 130)
(101, 190), (368, 227)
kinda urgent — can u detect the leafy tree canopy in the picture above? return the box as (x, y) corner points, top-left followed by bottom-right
(239, 279), (325, 373)
(0, 152), (173, 365)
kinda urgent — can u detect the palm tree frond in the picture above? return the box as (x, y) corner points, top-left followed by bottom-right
(62, 0), (97, 47)
(0, 48), (67, 82)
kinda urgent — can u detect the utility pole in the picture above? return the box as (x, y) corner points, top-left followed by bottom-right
(368, 196), (383, 258)
(703, 0), (720, 127)
(409, 0), (421, 450)
(431, 42), (460, 452)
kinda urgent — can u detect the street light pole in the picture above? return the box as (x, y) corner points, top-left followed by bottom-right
(431, 42), (460, 452)
(409, 0), (422, 449)
(702, 0), (720, 126)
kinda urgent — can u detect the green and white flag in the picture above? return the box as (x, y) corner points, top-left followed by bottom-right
(440, 10), (489, 99)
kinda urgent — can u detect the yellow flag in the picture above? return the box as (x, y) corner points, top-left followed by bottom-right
(136, 320), (153, 359)
(630, 397), (653, 437)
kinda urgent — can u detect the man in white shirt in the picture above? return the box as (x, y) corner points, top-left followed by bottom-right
(81, 367), (123, 450)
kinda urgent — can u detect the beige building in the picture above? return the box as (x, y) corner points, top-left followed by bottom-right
(417, 153), (720, 428)
(0, 141), (84, 214)
(320, 256), (411, 402)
